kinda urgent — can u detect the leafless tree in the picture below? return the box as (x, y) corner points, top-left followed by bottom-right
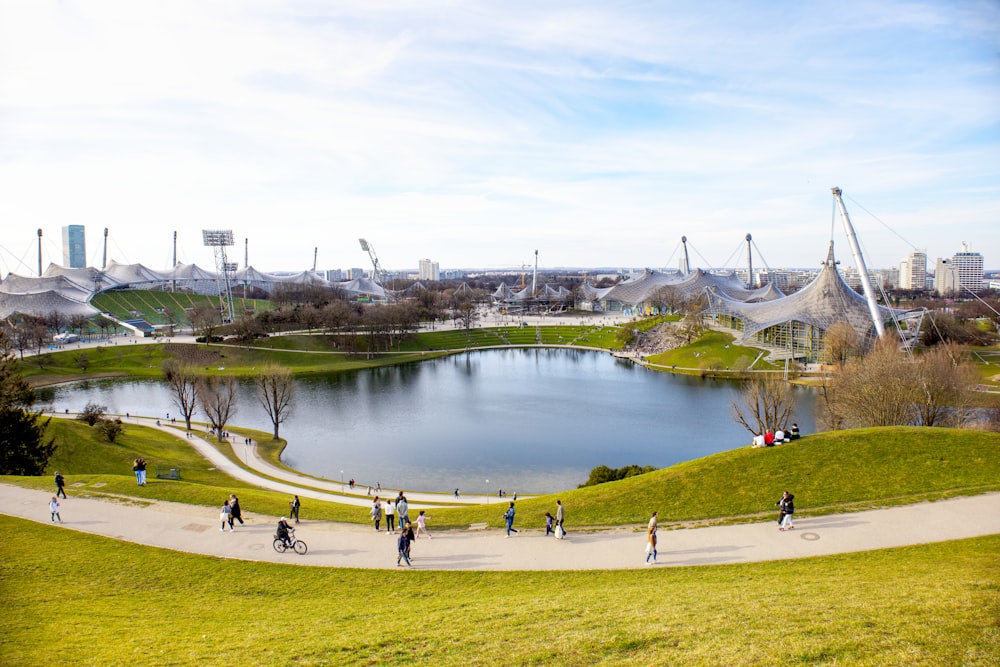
(254, 364), (294, 440)
(911, 343), (979, 427)
(163, 359), (199, 430)
(197, 375), (239, 437)
(190, 302), (221, 344)
(732, 374), (798, 436)
(820, 322), (862, 367)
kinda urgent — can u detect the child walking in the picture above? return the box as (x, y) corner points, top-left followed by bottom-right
(49, 496), (62, 523)
(415, 510), (432, 539)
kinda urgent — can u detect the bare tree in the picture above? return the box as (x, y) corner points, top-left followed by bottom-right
(911, 343), (979, 427)
(820, 322), (862, 367)
(254, 364), (294, 440)
(732, 374), (798, 436)
(197, 375), (239, 437)
(190, 302), (221, 344)
(163, 359), (199, 430)
(820, 337), (917, 429)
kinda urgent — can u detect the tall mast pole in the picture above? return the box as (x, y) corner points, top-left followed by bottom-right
(745, 233), (754, 288)
(681, 236), (690, 274)
(172, 231), (177, 292)
(102, 228), (109, 269)
(531, 249), (538, 297)
(37, 229), (43, 276)
(831, 187), (885, 337)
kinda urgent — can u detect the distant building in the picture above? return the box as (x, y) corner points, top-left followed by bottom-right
(61, 225), (86, 268)
(952, 243), (984, 292)
(898, 249), (927, 290)
(347, 267), (367, 280)
(324, 269), (344, 282)
(934, 258), (960, 296)
(418, 258), (440, 281)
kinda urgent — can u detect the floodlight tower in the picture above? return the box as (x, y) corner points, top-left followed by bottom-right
(831, 187), (884, 337)
(202, 229), (236, 323)
(681, 236), (691, 274)
(358, 238), (385, 285)
(531, 249), (538, 296)
(745, 233), (754, 289)
(37, 229), (43, 276)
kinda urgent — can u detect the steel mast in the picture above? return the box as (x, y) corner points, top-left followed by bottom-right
(831, 187), (885, 337)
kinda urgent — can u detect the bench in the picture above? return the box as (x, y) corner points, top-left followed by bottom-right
(155, 467), (181, 480)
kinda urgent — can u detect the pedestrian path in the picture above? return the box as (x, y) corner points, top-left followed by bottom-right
(2, 483), (997, 571)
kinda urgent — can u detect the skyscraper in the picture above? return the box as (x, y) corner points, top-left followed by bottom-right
(898, 249), (927, 290)
(951, 242), (984, 292)
(61, 225), (86, 268)
(418, 258), (440, 281)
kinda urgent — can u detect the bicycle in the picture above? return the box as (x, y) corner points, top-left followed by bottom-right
(273, 528), (308, 555)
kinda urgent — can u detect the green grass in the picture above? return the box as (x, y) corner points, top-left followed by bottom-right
(11, 419), (1000, 532)
(1, 516), (996, 666)
(647, 329), (782, 372)
(12, 419), (372, 523)
(89, 289), (270, 326)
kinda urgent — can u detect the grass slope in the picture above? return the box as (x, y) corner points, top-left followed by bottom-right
(1, 517), (996, 666)
(11, 420), (1000, 531)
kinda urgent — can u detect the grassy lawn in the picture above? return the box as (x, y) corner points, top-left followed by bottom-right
(1, 516), (996, 666)
(9, 420), (1000, 532)
(647, 330), (782, 372)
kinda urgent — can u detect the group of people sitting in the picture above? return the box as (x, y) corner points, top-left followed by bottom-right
(751, 423), (800, 448)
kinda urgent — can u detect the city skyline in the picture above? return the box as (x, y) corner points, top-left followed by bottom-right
(1, 2), (998, 276)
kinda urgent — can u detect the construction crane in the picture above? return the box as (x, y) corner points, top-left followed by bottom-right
(358, 238), (386, 285)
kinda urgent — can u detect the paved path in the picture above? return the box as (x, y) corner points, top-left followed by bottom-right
(3, 483), (997, 571)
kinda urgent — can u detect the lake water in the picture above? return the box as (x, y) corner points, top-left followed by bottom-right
(39, 349), (816, 493)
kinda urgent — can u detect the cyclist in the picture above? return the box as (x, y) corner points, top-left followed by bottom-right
(276, 517), (293, 548)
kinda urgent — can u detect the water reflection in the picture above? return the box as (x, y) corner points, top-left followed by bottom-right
(42, 349), (815, 494)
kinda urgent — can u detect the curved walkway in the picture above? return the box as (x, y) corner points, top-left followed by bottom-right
(3, 482), (997, 571)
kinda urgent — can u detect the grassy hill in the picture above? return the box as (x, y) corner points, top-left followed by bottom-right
(89, 289), (270, 327)
(10, 420), (1000, 531)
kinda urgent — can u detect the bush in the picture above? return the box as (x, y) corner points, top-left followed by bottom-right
(579, 464), (657, 487)
(76, 402), (107, 426)
(95, 417), (124, 443)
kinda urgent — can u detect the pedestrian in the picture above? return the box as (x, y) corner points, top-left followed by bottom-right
(49, 496), (62, 523)
(645, 523), (658, 564)
(220, 500), (233, 532)
(229, 494), (244, 526)
(371, 497), (383, 531)
(776, 491), (795, 531)
(503, 502), (518, 537)
(54, 471), (67, 498)
(397, 528), (412, 567)
(290, 495), (300, 524)
(396, 494), (409, 528)
(454, 488), (460, 498)
(647, 511), (658, 534)
(403, 521), (415, 560)
(555, 499), (566, 539)
(137, 457), (147, 486)
(385, 498), (396, 533)
(544, 512), (554, 536)
(415, 510), (432, 539)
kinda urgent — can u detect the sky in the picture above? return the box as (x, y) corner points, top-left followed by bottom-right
(1, 1), (998, 277)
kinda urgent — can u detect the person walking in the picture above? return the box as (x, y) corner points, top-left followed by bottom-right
(415, 510), (432, 539)
(503, 502), (518, 537)
(220, 499), (233, 532)
(777, 491), (795, 530)
(132, 458), (142, 485)
(385, 498), (396, 533)
(229, 494), (244, 526)
(136, 457), (147, 486)
(645, 523), (658, 564)
(396, 528), (412, 567)
(54, 471), (67, 499)
(544, 512), (555, 536)
(402, 521), (415, 561)
(49, 496), (62, 523)
(555, 499), (566, 539)
(290, 495), (300, 524)
(371, 497), (383, 531)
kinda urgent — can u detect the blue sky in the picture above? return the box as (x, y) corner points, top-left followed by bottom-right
(1, 1), (998, 276)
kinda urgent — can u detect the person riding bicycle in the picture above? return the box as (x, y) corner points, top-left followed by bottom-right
(276, 517), (293, 548)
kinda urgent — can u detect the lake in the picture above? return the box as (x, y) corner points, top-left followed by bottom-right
(39, 348), (816, 493)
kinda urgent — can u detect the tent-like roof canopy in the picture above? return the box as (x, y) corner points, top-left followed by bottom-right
(704, 242), (911, 340)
